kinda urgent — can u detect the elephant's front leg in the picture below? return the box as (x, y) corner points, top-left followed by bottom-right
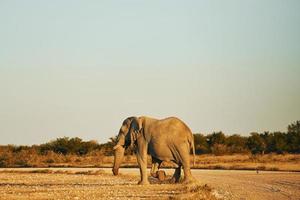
(150, 163), (159, 178)
(136, 141), (149, 185)
(150, 157), (162, 178)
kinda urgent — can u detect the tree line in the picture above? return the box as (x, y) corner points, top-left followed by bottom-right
(194, 121), (300, 155)
(1, 121), (299, 157)
(3, 137), (114, 156)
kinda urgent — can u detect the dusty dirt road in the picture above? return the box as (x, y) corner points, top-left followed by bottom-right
(190, 169), (300, 200)
(116, 168), (300, 200)
(0, 168), (299, 200)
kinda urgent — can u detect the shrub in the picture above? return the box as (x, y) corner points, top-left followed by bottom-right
(45, 159), (54, 164)
(194, 133), (210, 154)
(211, 144), (228, 156)
(226, 134), (248, 153)
(0, 155), (8, 167)
(38, 137), (101, 155)
(247, 132), (266, 154)
(14, 160), (31, 167)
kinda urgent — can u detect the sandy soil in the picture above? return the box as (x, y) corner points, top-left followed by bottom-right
(0, 168), (299, 200)
(116, 168), (300, 200)
(191, 169), (300, 200)
(0, 168), (214, 200)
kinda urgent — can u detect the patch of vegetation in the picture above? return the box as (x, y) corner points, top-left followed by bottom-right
(14, 160), (31, 167)
(171, 182), (217, 200)
(0, 155), (8, 167)
(194, 120), (300, 155)
(0, 120), (299, 170)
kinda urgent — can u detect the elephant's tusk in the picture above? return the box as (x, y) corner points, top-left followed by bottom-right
(113, 144), (121, 150)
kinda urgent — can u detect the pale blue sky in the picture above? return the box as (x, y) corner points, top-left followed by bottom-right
(0, 1), (299, 145)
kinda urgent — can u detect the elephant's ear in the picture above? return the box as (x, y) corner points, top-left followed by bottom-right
(129, 117), (143, 147)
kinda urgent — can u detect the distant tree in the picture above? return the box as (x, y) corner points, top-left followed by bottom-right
(207, 132), (227, 155)
(260, 132), (273, 153)
(68, 137), (83, 153)
(226, 134), (248, 153)
(247, 132), (266, 154)
(97, 137), (116, 156)
(207, 132), (226, 146)
(211, 144), (228, 155)
(288, 121), (300, 133)
(38, 137), (101, 155)
(287, 121), (300, 153)
(11, 145), (30, 153)
(81, 140), (101, 155)
(193, 133), (210, 154)
(272, 132), (288, 153)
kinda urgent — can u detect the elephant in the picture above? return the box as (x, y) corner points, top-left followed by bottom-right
(112, 116), (195, 185)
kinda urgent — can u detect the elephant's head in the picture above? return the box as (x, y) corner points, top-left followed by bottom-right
(112, 116), (142, 176)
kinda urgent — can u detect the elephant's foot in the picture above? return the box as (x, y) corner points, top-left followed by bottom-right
(138, 180), (150, 185)
(169, 177), (176, 184)
(150, 172), (158, 178)
(169, 176), (181, 184)
(182, 176), (196, 184)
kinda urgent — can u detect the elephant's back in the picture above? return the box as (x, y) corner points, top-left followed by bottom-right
(148, 117), (193, 142)
(158, 117), (192, 134)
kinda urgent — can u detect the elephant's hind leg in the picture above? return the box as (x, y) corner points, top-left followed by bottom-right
(170, 165), (181, 183)
(182, 164), (193, 183)
(178, 145), (194, 183)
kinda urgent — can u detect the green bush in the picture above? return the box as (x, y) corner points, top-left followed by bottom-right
(38, 137), (101, 155)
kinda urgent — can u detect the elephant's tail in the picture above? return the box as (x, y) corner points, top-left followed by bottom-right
(190, 134), (195, 167)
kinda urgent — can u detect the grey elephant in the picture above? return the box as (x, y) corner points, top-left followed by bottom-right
(112, 116), (195, 185)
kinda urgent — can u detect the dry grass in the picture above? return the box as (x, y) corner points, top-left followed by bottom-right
(0, 169), (217, 200)
(192, 154), (300, 171)
(1, 148), (299, 172)
(170, 183), (216, 200)
(106, 154), (300, 172)
(0, 169), (106, 176)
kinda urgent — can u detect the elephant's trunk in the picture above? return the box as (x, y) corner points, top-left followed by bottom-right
(112, 146), (125, 175)
(112, 134), (126, 175)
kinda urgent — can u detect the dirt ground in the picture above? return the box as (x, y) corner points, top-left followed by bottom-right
(0, 168), (299, 200)
(115, 168), (300, 200)
(0, 168), (214, 200)
(190, 169), (300, 200)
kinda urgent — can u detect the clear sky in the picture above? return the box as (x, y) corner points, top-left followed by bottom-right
(0, 1), (299, 145)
